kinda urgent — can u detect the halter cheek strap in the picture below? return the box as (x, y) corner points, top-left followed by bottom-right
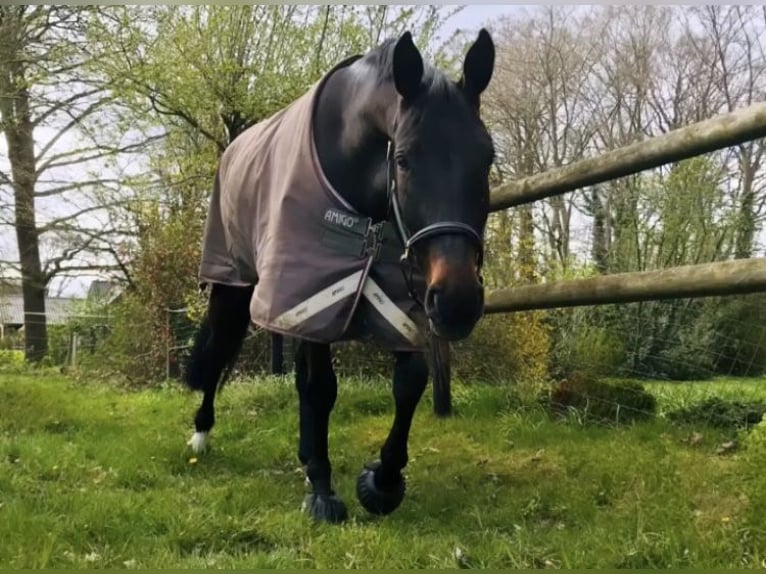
(385, 141), (485, 306)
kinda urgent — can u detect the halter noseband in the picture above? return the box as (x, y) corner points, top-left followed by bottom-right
(385, 141), (485, 306)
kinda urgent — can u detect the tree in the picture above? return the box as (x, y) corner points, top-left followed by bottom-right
(0, 6), (150, 362)
(483, 7), (601, 274)
(482, 5), (766, 381)
(686, 6), (766, 259)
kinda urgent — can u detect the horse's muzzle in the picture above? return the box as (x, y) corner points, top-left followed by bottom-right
(423, 269), (485, 341)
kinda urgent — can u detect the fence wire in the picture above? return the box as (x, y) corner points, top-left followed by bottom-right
(2, 295), (765, 437)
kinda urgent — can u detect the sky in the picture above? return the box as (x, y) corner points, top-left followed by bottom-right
(443, 4), (528, 33)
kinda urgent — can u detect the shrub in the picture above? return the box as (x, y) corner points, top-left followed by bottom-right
(323, 336), (391, 379)
(0, 329), (23, 351)
(709, 295), (766, 377)
(743, 414), (766, 454)
(549, 317), (626, 381)
(46, 324), (72, 366)
(666, 397), (766, 432)
(649, 344), (716, 381)
(230, 329), (290, 378)
(543, 376), (657, 425)
(451, 311), (551, 387)
(0, 349), (25, 372)
(74, 294), (170, 386)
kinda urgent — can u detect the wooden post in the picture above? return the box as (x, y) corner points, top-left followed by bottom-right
(429, 337), (452, 417)
(489, 102), (766, 211)
(485, 258), (766, 313)
(71, 332), (79, 368)
(270, 333), (284, 375)
(165, 308), (171, 380)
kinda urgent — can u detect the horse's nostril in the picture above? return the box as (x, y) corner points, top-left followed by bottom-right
(425, 286), (441, 315)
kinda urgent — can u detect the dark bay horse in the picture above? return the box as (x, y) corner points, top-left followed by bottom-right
(183, 29), (495, 523)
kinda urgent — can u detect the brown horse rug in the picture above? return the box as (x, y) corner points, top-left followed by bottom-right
(198, 58), (427, 352)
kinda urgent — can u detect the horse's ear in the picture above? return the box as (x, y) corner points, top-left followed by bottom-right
(393, 31), (424, 102)
(459, 28), (495, 108)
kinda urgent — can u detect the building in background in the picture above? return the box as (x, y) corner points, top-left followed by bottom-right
(0, 277), (122, 341)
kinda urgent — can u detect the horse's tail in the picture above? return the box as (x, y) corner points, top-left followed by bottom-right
(183, 312), (215, 392)
(183, 165), (251, 395)
(183, 284), (253, 394)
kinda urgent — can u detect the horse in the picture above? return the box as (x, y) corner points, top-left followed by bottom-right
(182, 29), (496, 524)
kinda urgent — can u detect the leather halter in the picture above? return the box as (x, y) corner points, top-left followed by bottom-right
(385, 141), (485, 306)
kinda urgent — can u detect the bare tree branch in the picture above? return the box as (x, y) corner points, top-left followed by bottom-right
(30, 178), (124, 198)
(36, 200), (131, 233)
(34, 94), (112, 161)
(35, 134), (163, 176)
(31, 86), (102, 129)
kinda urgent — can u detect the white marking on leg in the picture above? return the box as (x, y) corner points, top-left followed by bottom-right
(187, 431), (209, 453)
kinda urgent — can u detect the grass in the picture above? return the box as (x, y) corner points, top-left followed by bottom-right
(2, 371), (766, 568)
(645, 376), (766, 412)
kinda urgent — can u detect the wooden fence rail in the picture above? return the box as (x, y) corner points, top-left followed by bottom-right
(484, 258), (766, 313)
(489, 102), (766, 210)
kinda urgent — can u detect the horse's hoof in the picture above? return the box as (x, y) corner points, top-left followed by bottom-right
(356, 461), (405, 516)
(187, 431), (209, 453)
(302, 492), (348, 524)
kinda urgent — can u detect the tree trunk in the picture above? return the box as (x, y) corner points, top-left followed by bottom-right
(15, 195), (47, 363)
(735, 158), (756, 260)
(518, 205), (537, 282)
(0, 13), (49, 362)
(590, 187), (609, 273)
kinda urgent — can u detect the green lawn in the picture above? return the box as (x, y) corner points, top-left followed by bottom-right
(645, 376), (766, 412)
(2, 371), (766, 568)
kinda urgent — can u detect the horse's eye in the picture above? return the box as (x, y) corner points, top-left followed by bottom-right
(395, 155), (410, 171)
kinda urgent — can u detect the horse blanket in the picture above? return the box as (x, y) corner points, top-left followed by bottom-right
(198, 57), (427, 351)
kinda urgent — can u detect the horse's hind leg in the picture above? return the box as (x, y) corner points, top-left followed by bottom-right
(183, 283), (254, 453)
(356, 350), (428, 516)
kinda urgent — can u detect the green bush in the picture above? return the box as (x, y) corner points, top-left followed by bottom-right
(543, 376), (657, 425)
(221, 309), (553, 386)
(451, 311), (551, 387)
(709, 295), (766, 377)
(666, 397), (766, 432)
(549, 317), (626, 381)
(230, 329), (292, 378)
(73, 294), (168, 386)
(336, 345), (391, 379)
(46, 324), (72, 366)
(743, 414), (766, 454)
(0, 349), (25, 372)
(0, 329), (23, 350)
(650, 343), (716, 381)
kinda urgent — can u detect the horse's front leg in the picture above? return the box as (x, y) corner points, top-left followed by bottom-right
(295, 341), (348, 523)
(357, 350), (428, 516)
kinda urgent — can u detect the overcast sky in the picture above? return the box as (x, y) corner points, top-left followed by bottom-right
(443, 4), (529, 33)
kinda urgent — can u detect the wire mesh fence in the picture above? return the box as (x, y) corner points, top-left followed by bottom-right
(2, 294), (765, 439)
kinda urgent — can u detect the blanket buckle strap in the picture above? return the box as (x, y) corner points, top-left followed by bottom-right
(362, 219), (385, 260)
